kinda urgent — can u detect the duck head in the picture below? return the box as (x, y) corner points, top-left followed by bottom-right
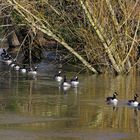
(113, 92), (118, 98)
(75, 76), (78, 81)
(134, 94), (139, 101)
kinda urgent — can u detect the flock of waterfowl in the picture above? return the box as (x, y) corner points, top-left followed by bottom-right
(106, 92), (140, 109)
(1, 49), (38, 75)
(54, 71), (79, 90)
(0, 49), (79, 90)
(2, 49), (140, 108)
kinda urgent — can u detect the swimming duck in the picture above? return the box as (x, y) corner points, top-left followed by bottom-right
(1, 49), (7, 58)
(127, 94), (139, 107)
(10, 63), (16, 68)
(20, 66), (27, 73)
(28, 66), (37, 75)
(4, 55), (13, 65)
(106, 92), (118, 105)
(2, 53), (10, 60)
(61, 75), (71, 88)
(9, 59), (17, 68)
(137, 103), (140, 110)
(70, 76), (79, 87)
(54, 70), (63, 82)
(14, 65), (20, 71)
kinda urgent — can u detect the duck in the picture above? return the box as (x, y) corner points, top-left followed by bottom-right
(20, 66), (27, 73)
(9, 59), (17, 68)
(137, 103), (140, 110)
(10, 63), (16, 68)
(28, 66), (37, 75)
(70, 76), (79, 87)
(61, 75), (71, 88)
(106, 92), (118, 105)
(127, 94), (139, 107)
(2, 53), (10, 60)
(60, 75), (71, 91)
(1, 49), (7, 58)
(54, 70), (63, 82)
(4, 55), (13, 65)
(14, 64), (20, 71)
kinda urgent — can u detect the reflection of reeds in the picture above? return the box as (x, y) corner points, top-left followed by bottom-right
(79, 73), (140, 133)
(0, 71), (140, 132)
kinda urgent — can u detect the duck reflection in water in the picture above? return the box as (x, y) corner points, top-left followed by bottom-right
(112, 106), (118, 111)
(134, 108), (138, 116)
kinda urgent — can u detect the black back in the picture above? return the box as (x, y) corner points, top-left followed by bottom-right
(55, 71), (61, 77)
(128, 94), (139, 103)
(106, 92), (118, 102)
(71, 76), (78, 82)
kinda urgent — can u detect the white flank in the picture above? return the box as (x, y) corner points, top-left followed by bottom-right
(28, 71), (37, 75)
(6, 60), (12, 65)
(55, 76), (63, 82)
(14, 66), (20, 71)
(21, 69), (27, 73)
(71, 81), (79, 87)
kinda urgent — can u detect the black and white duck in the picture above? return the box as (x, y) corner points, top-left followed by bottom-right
(70, 76), (79, 87)
(106, 92), (118, 105)
(127, 94), (139, 107)
(54, 70), (63, 82)
(28, 66), (38, 75)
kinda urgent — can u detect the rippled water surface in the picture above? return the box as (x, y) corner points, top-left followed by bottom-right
(0, 60), (140, 140)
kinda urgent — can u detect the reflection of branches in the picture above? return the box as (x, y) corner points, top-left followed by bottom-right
(89, 109), (103, 128)
(15, 72), (19, 96)
(27, 80), (33, 113)
(133, 108), (140, 133)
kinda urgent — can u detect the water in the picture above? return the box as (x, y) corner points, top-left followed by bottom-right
(0, 60), (140, 140)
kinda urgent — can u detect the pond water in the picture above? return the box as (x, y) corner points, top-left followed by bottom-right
(0, 59), (140, 140)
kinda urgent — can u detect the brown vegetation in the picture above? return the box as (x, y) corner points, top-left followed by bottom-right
(0, 0), (140, 74)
